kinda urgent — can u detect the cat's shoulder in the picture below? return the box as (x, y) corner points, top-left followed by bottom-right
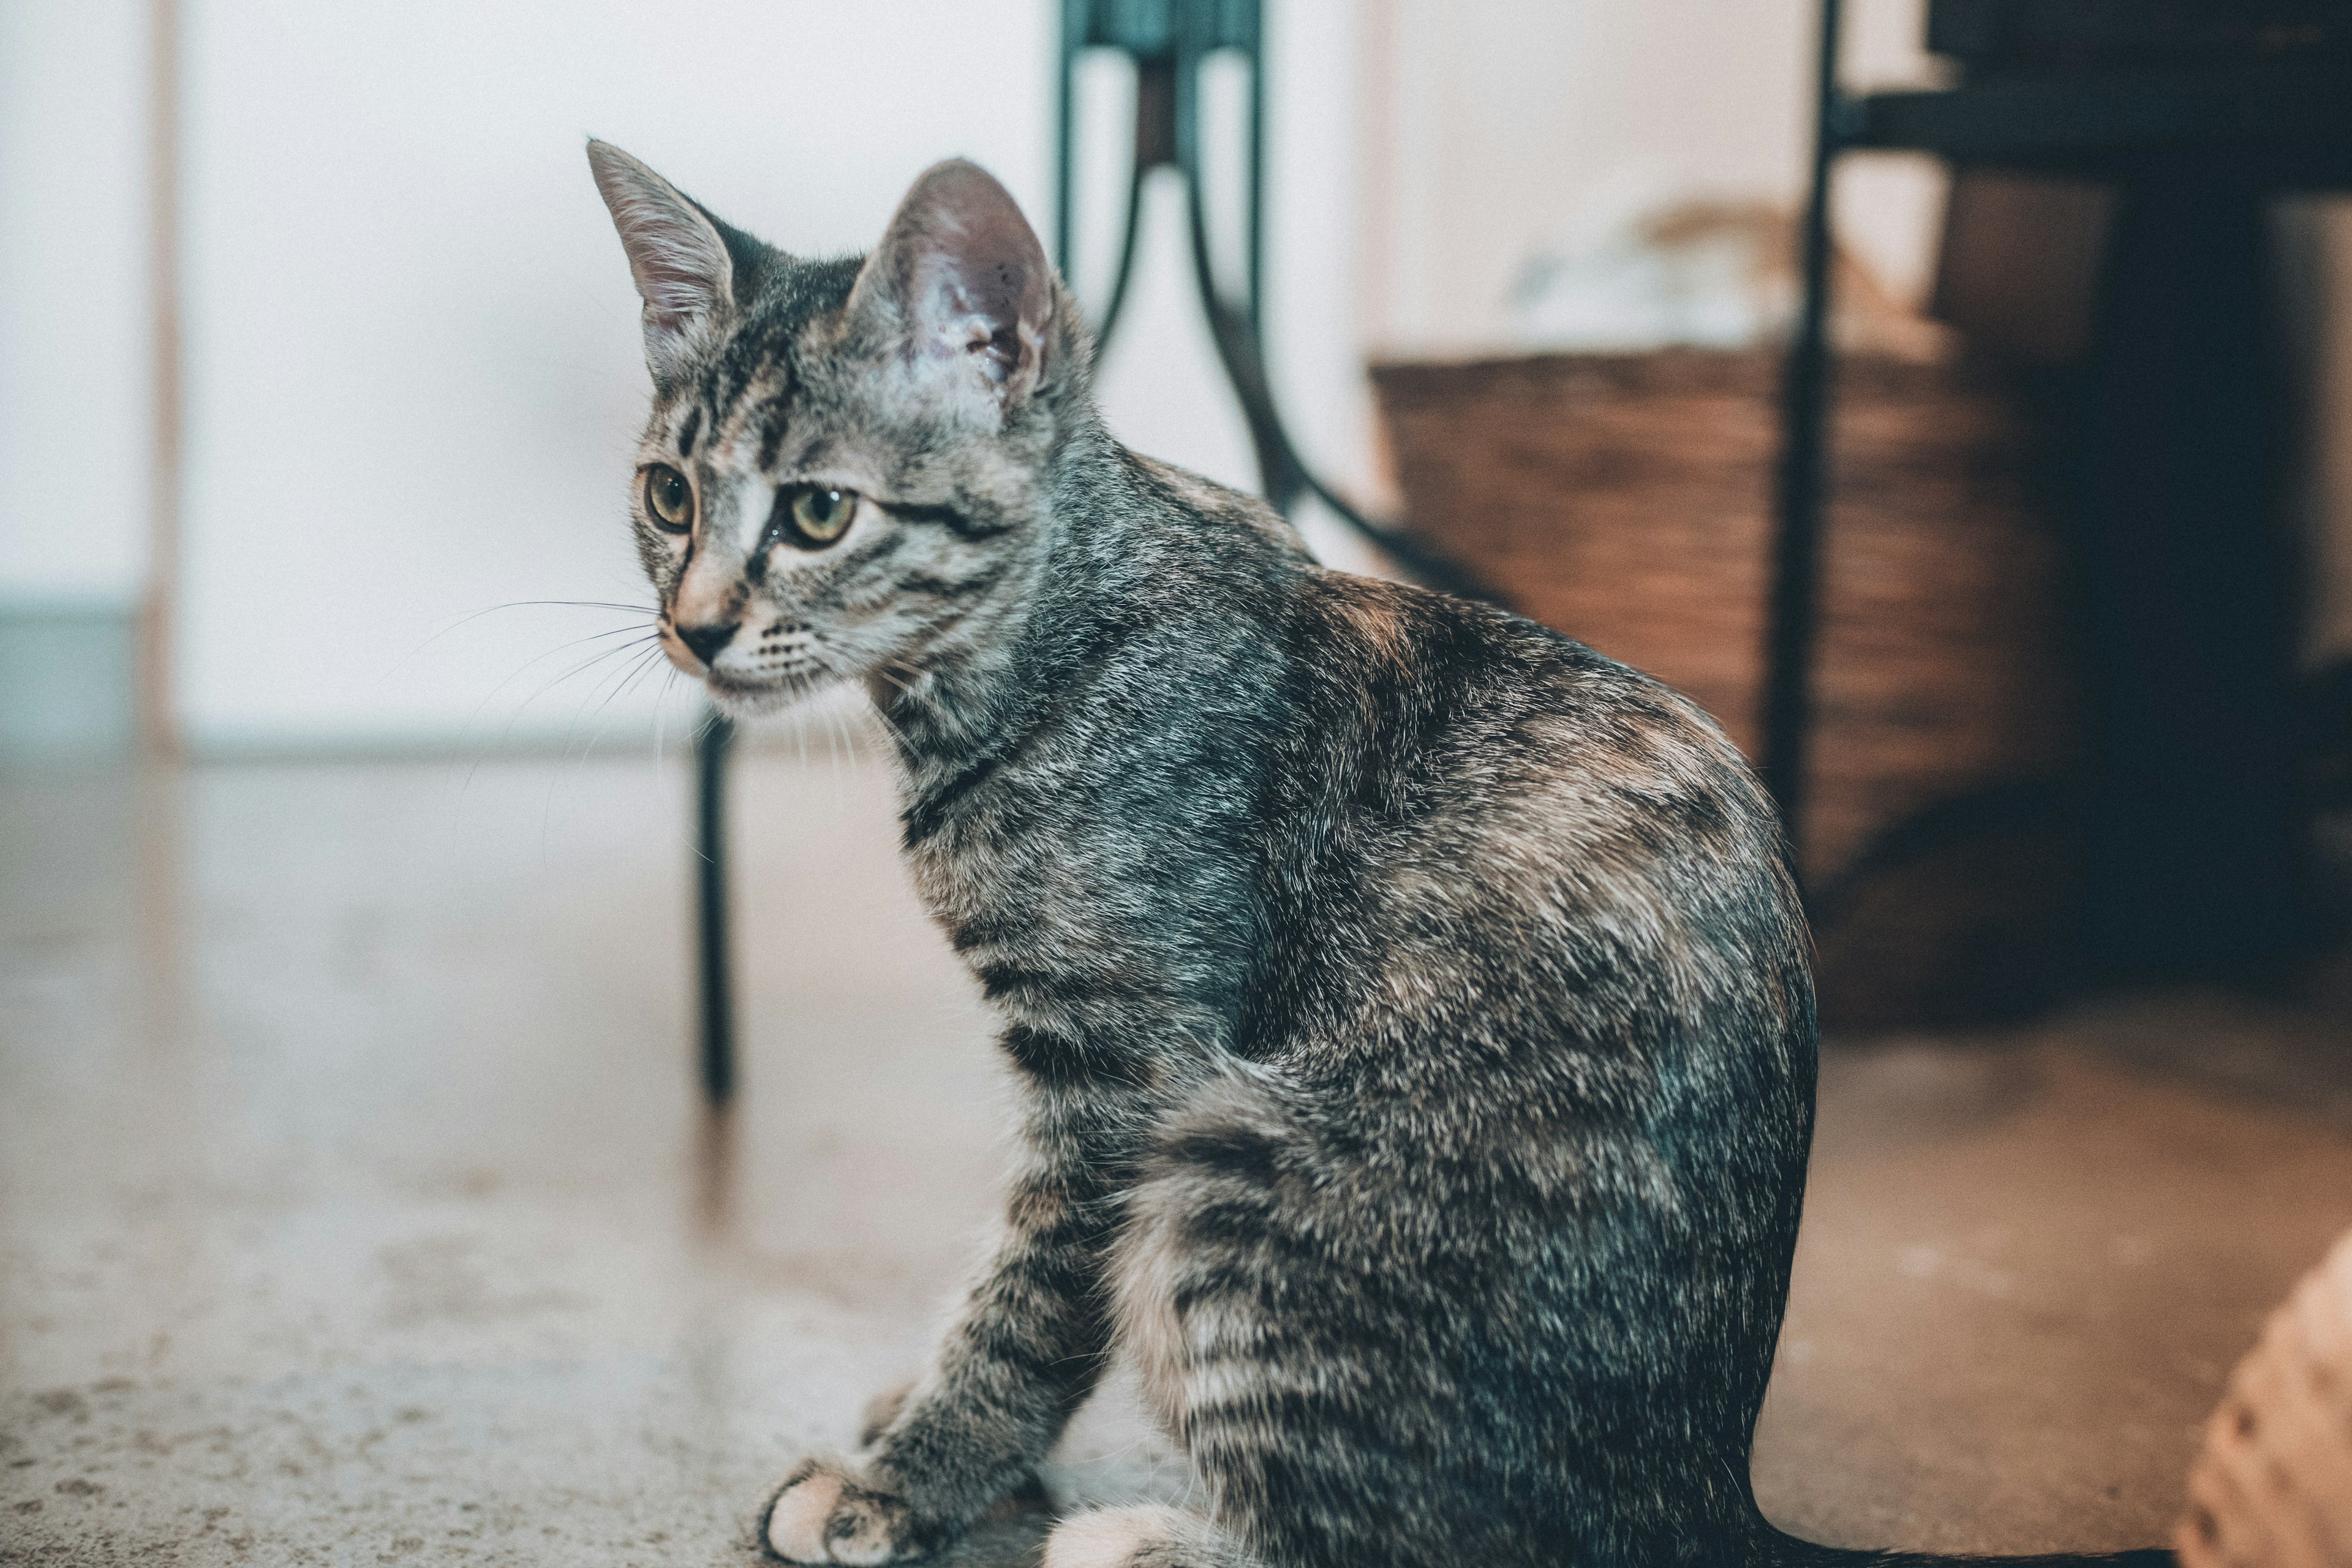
(1291, 564), (1628, 691)
(1125, 452), (1313, 559)
(1294, 567), (1755, 789)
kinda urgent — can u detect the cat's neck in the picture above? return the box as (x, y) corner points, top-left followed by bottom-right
(869, 417), (1291, 788)
(867, 415), (1139, 776)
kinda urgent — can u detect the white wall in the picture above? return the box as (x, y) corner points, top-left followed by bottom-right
(10, 0), (2038, 749)
(1362, 0), (1946, 354)
(0, 0), (153, 607)
(178, 0), (1042, 749)
(173, 0), (1369, 750)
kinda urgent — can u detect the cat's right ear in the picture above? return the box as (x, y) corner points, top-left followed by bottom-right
(587, 140), (734, 380)
(845, 160), (1055, 417)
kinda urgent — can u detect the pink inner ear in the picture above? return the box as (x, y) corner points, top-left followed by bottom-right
(588, 141), (733, 350)
(916, 254), (1035, 382)
(858, 159), (1051, 393)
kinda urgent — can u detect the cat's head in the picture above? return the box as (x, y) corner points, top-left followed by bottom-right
(587, 141), (1082, 714)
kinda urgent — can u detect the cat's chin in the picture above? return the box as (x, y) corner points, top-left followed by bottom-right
(701, 671), (837, 719)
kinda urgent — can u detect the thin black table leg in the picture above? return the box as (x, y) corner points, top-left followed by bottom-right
(2075, 165), (2312, 971)
(695, 709), (737, 1107)
(1762, 0), (1845, 860)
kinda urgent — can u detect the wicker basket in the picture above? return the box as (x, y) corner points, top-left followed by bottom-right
(2179, 1226), (2352, 1568)
(1371, 350), (2086, 1029)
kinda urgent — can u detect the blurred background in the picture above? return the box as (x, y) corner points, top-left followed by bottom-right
(1, 0), (1958, 753)
(7, 2), (2352, 1563)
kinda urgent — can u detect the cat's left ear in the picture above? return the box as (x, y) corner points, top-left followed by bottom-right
(846, 159), (1054, 413)
(587, 139), (736, 380)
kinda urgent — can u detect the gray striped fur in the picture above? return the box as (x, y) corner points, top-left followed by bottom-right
(588, 146), (2162, 1568)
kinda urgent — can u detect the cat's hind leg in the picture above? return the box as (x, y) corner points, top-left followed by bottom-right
(1103, 1071), (1407, 1568)
(1105, 1066), (1574, 1568)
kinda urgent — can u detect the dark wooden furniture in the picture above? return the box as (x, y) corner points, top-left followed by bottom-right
(1769, 0), (2352, 970)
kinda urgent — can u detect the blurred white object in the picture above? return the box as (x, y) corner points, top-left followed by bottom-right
(1510, 183), (1950, 362)
(2179, 1226), (2352, 1568)
(1513, 194), (1788, 351)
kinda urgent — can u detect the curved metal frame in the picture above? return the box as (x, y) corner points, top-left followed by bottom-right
(1058, 0), (1488, 597)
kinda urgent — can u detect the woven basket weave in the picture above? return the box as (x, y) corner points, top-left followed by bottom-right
(2179, 1227), (2352, 1568)
(1371, 350), (2086, 1028)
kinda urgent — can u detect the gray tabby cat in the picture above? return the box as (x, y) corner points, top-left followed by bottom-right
(587, 143), (2167, 1568)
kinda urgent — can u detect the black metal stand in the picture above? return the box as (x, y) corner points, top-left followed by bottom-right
(1057, 0), (1488, 598)
(694, 709), (736, 1107)
(2071, 163), (2309, 969)
(1760, 0), (1845, 837)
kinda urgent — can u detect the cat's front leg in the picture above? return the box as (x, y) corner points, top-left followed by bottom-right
(764, 1084), (1133, 1563)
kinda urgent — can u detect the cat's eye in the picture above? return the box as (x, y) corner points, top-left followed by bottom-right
(783, 487), (856, 548)
(644, 464), (693, 533)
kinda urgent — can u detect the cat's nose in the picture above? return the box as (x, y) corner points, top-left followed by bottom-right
(676, 620), (738, 667)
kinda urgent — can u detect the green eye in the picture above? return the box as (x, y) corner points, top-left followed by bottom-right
(786, 488), (856, 547)
(644, 464), (693, 533)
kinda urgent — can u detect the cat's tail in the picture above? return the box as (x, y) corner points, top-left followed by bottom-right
(1741, 1518), (2174, 1568)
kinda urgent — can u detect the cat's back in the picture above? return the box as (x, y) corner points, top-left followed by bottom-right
(1101, 459), (1785, 893)
(1278, 565), (1797, 944)
(1248, 564), (1813, 1122)
(1021, 461), (1811, 1088)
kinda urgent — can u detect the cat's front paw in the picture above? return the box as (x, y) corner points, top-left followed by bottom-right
(764, 1457), (923, 1566)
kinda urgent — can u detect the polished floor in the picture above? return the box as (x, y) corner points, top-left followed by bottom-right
(5, 739), (2351, 1565)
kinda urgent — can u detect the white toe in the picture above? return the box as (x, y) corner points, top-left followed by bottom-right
(829, 1526), (898, 1568)
(767, 1472), (845, 1563)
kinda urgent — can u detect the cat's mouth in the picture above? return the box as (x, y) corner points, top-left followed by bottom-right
(658, 618), (836, 715)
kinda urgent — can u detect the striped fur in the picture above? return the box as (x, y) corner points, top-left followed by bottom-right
(589, 147), (2168, 1568)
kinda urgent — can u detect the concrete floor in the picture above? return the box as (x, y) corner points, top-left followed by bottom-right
(5, 739), (2352, 1566)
